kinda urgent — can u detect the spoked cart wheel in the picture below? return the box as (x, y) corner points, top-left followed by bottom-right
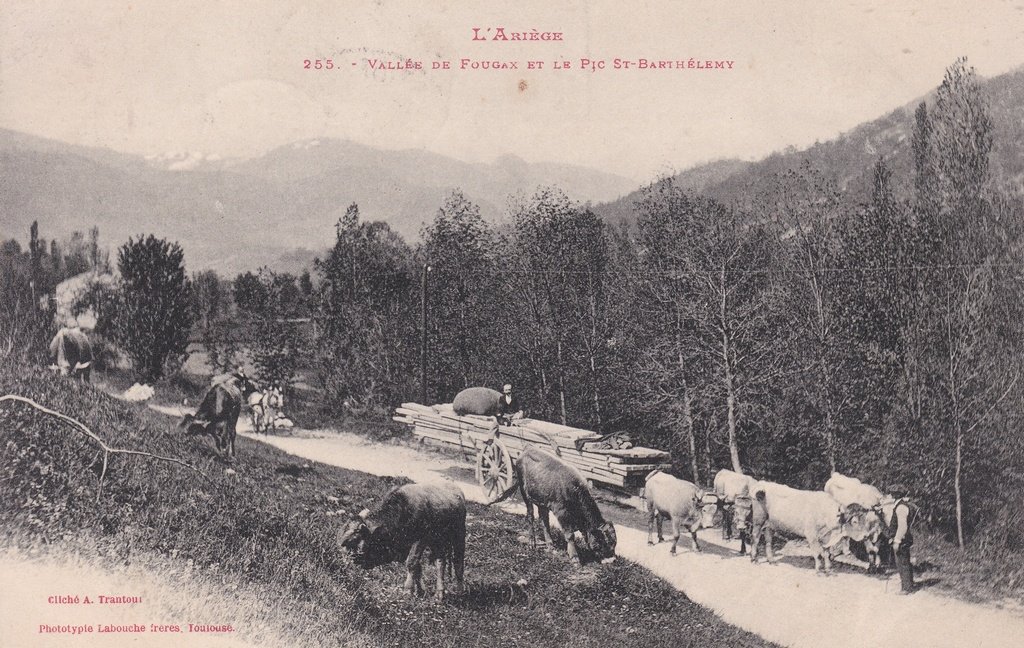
(476, 437), (514, 503)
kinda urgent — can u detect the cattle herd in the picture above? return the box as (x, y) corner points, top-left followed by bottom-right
(166, 368), (903, 602)
(712, 470), (893, 573)
(335, 449), (900, 601)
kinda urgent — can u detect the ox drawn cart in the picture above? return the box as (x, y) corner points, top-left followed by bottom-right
(393, 402), (672, 503)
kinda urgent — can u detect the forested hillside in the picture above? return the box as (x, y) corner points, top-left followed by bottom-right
(597, 65), (1024, 223)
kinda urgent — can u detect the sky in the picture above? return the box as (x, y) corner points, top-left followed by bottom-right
(1, 0), (1023, 183)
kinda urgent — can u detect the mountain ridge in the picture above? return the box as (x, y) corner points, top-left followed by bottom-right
(0, 130), (637, 275)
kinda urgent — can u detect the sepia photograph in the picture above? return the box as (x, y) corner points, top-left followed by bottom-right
(1, 1), (1023, 646)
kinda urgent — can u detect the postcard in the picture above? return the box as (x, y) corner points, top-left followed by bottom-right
(2, 1), (1022, 646)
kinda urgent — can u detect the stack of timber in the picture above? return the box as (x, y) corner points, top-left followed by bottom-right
(393, 402), (671, 489)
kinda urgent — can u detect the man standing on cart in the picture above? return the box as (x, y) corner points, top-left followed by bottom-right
(495, 383), (524, 426)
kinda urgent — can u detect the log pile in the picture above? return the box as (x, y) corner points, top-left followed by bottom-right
(393, 402), (671, 490)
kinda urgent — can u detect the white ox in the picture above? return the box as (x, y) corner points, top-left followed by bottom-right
(824, 472), (888, 571)
(759, 481), (873, 574)
(643, 470), (718, 555)
(713, 469), (761, 541)
(824, 472), (884, 508)
(247, 386), (285, 434)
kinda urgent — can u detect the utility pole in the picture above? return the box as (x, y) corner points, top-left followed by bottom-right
(420, 264), (431, 404)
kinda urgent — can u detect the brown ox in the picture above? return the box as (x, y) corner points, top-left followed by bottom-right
(48, 327), (93, 382)
(179, 372), (257, 461)
(495, 447), (617, 565)
(338, 481), (466, 601)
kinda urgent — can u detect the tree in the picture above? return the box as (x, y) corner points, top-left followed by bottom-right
(835, 159), (928, 483)
(247, 269), (304, 389)
(929, 59), (994, 227)
(64, 231), (91, 276)
(270, 272), (306, 318)
(313, 204), (418, 414)
(1, 235), (51, 361)
(636, 180), (786, 474)
(189, 269), (240, 376)
(203, 318), (243, 376)
(28, 221), (41, 308)
(508, 188), (611, 428)
(299, 270), (314, 300)
(766, 165), (849, 474)
(49, 240), (64, 278)
(595, 223), (655, 438)
(910, 58), (1018, 547)
(233, 271), (268, 314)
(420, 191), (502, 399)
(191, 270), (225, 332)
(112, 235), (193, 382)
(88, 226), (109, 271)
(564, 209), (612, 432)
(632, 181), (709, 482)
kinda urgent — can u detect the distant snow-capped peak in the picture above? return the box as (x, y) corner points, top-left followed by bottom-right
(144, 151), (224, 171)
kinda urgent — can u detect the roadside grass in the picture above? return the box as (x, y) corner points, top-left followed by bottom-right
(912, 529), (1024, 606)
(0, 360), (776, 648)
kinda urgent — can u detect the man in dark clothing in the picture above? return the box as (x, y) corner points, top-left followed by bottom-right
(495, 383), (523, 426)
(883, 484), (916, 594)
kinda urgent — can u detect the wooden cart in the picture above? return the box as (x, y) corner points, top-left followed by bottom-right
(394, 402), (672, 503)
(473, 429), (515, 503)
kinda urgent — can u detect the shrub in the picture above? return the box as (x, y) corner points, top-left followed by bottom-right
(111, 235), (193, 382)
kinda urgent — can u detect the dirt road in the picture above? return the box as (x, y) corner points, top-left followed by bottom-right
(240, 427), (1022, 648)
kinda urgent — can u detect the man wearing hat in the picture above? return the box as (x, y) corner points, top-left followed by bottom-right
(882, 484), (916, 594)
(495, 383), (524, 426)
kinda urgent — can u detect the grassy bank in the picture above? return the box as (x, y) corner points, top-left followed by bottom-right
(0, 361), (776, 647)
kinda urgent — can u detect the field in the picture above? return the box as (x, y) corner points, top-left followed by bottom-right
(0, 361), (776, 647)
